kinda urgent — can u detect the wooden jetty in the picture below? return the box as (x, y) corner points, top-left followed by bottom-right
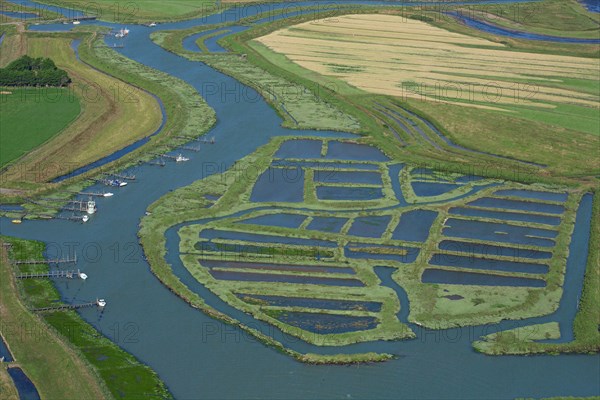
(14, 255), (76, 265)
(72, 16), (97, 21)
(32, 299), (104, 313)
(200, 136), (216, 144)
(154, 153), (179, 161)
(73, 191), (110, 198)
(16, 269), (85, 280)
(182, 145), (201, 152)
(109, 173), (136, 180)
(147, 159), (166, 167)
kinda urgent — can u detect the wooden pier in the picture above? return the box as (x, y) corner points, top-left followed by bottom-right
(16, 269), (85, 280)
(72, 16), (97, 21)
(154, 153), (179, 161)
(109, 173), (136, 180)
(147, 159), (166, 167)
(32, 300), (103, 313)
(74, 191), (110, 197)
(182, 145), (201, 152)
(14, 255), (76, 266)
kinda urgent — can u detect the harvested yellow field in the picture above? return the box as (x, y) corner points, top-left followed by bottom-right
(256, 14), (600, 110)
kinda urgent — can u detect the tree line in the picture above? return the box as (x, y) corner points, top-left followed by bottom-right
(0, 55), (71, 87)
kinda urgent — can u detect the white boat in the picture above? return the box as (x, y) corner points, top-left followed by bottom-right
(82, 215), (89, 223)
(149, 22), (157, 27)
(78, 271), (88, 280)
(87, 199), (96, 215)
(119, 181), (128, 187)
(103, 192), (114, 197)
(72, 20), (81, 25)
(97, 298), (106, 307)
(175, 154), (189, 162)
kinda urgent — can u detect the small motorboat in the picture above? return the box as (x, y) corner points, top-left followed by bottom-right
(78, 271), (88, 280)
(175, 154), (189, 162)
(11, 219), (22, 224)
(149, 22), (157, 27)
(103, 192), (114, 197)
(82, 215), (89, 223)
(72, 20), (81, 25)
(97, 298), (106, 307)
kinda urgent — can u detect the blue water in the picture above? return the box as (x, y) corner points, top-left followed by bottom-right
(276, 311), (378, 334)
(347, 215), (391, 238)
(443, 218), (557, 247)
(0, 10), (38, 19)
(239, 212), (306, 228)
(275, 139), (323, 159)
(314, 170), (382, 185)
(0, 335), (14, 361)
(272, 160), (380, 170)
(468, 197), (565, 214)
(580, 0), (600, 12)
(450, 11), (600, 43)
(392, 209), (438, 242)
(412, 181), (461, 197)
(429, 253), (549, 274)
(494, 189), (569, 203)
(237, 293), (382, 312)
(422, 268), (547, 287)
(316, 186), (383, 200)
(7, 368), (40, 400)
(209, 270), (366, 287)
(305, 216), (348, 233)
(326, 141), (389, 161)
(202, 260), (355, 274)
(1, 0), (599, 398)
(438, 240), (553, 260)
(449, 206), (562, 226)
(250, 167), (306, 202)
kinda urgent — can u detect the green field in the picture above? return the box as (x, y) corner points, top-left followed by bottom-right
(0, 87), (80, 167)
(0, 88), (81, 167)
(37, 0), (215, 22)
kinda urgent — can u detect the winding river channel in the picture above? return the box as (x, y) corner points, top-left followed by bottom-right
(1, 1), (599, 398)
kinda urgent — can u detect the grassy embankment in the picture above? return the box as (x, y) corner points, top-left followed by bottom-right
(34, 0), (217, 23)
(151, 5), (599, 183)
(473, 190), (600, 355)
(0, 87), (80, 167)
(139, 130), (594, 358)
(0, 237), (112, 399)
(0, 31), (162, 191)
(0, 29), (215, 214)
(139, 138), (396, 363)
(453, 0), (599, 39)
(254, 12), (599, 175)
(0, 236), (173, 399)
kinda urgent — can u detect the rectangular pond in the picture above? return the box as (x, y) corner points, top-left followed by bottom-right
(429, 254), (549, 274)
(305, 216), (348, 233)
(421, 268), (546, 287)
(411, 181), (461, 197)
(448, 207), (561, 226)
(274, 311), (378, 334)
(209, 270), (365, 287)
(325, 141), (389, 162)
(316, 186), (383, 201)
(314, 170), (382, 185)
(236, 293), (382, 312)
(392, 210), (438, 242)
(467, 197), (565, 214)
(239, 213), (307, 229)
(443, 218), (557, 247)
(347, 216), (391, 238)
(201, 260), (355, 274)
(438, 240), (553, 260)
(250, 167), (305, 202)
(493, 189), (568, 203)
(275, 139), (323, 159)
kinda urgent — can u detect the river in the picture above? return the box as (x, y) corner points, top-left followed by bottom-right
(1, 1), (599, 398)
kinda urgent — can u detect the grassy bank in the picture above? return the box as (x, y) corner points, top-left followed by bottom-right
(0, 236), (173, 399)
(0, 32), (162, 188)
(0, 237), (112, 399)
